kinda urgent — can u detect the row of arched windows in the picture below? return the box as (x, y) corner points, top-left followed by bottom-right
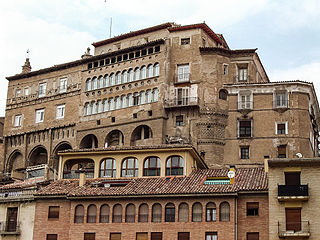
(86, 63), (160, 91)
(84, 88), (159, 116)
(74, 201), (230, 224)
(100, 155), (183, 177)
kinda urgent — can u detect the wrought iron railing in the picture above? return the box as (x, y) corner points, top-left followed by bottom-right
(278, 220), (310, 237)
(278, 185), (308, 197)
(164, 97), (199, 108)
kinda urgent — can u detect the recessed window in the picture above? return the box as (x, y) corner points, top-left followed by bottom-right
(176, 115), (184, 126)
(106, 59), (110, 65)
(94, 61), (99, 68)
(141, 49), (147, 56)
(177, 64), (190, 82)
(148, 48), (154, 54)
(35, 109), (45, 123)
(276, 122), (287, 134)
(148, 110), (152, 116)
(16, 89), (21, 97)
(46, 234), (58, 240)
(181, 38), (190, 45)
(166, 156), (183, 176)
(246, 202), (259, 216)
(136, 233), (148, 240)
(14, 114), (22, 127)
(178, 232), (190, 240)
(143, 157), (161, 176)
(56, 104), (65, 119)
(135, 51), (141, 58)
(39, 83), (46, 97)
(240, 147), (250, 159)
(121, 158), (138, 177)
(155, 46), (160, 52)
(274, 92), (288, 108)
(223, 64), (228, 75)
(59, 78), (67, 93)
(238, 92), (252, 109)
(237, 64), (248, 81)
(238, 120), (252, 138)
(165, 203), (175, 222)
(246, 232), (259, 240)
(111, 117), (115, 123)
(84, 233), (95, 240)
(219, 89), (228, 100)
(48, 206), (60, 219)
(88, 63), (93, 69)
(99, 59), (105, 66)
(278, 145), (286, 158)
(110, 233), (121, 240)
(285, 172), (300, 185)
(111, 57), (116, 64)
(151, 232), (162, 240)
(123, 54), (128, 61)
(206, 232), (218, 240)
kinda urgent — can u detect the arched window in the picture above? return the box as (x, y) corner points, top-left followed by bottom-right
(109, 98), (114, 111)
(104, 74), (109, 87)
(109, 73), (115, 86)
(152, 203), (162, 222)
(143, 157), (160, 176)
(165, 203), (175, 222)
(86, 78), (92, 91)
(178, 203), (189, 222)
(100, 204), (110, 223)
(134, 67), (140, 81)
(152, 88), (159, 102)
(141, 66), (146, 79)
(122, 70), (127, 83)
(219, 89), (228, 100)
(166, 156), (184, 176)
(154, 63), (160, 76)
(74, 204), (84, 223)
(100, 158), (116, 178)
(87, 204), (97, 223)
(115, 96), (120, 109)
(192, 202), (202, 222)
(140, 91), (145, 104)
(121, 95), (127, 108)
(84, 103), (90, 116)
(112, 204), (122, 223)
(91, 102), (97, 115)
(146, 89), (152, 103)
(92, 77), (98, 90)
(138, 204), (148, 222)
(220, 202), (230, 221)
(147, 64), (153, 78)
(98, 76), (103, 89)
(127, 93), (133, 107)
(115, 72), (121, 85)
(97, 100), (103, 113)
(206, 202), (216, 222)
(103, 99), (108, 112)
(128, 69), (134, 82)
(133, 92), (140, 106)
(125, 204), (135, 223)
(121, 157), (138, 177)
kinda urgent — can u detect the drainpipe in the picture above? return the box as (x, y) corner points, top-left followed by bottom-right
(235, 197), (238, 240)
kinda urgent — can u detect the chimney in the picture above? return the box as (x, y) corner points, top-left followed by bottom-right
(22, 58), (31, 73)
(79, 170), (86, 187)
(81, 47), (92, 59)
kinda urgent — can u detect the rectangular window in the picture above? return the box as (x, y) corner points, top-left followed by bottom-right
(174, 88), (189, 105)
(48, 206), (60, 219)
(247, 232), (259, 240)
(206, 232), (217, 240)
(151, 232), (162, 240)
(238, 68), (248, 81)
(285, 208), (301, 232)
(246, 202), (259, 216)
(16, 89), (21, 97)
(278, 145), (286, 158)
(35, 109), (45, 123)
(84, 233), (95, 240)
(178, 232), (190, 240)
(6, 207), (18, 232)
(241, 147), (250, 159)
(39, 83), (47, 97)
(177, 64), (190, 82)
(238, 93), (252, 109)
(24, 88), (29, 96)
(56, 104), (65, 119)
(223, 64), (228, 75)
(239, 120), (252, 137)
(276, 122), (287, 134)
(176, 115), (184, 126)
(136, 233), (148, 240)
(110, 233), (121, 240)
(275, 92), (288, 108)
(285, 172), (300, 185)
(181, 38), (190, 45)
(14, 115), (22, 127)
(59, 78), (67, 93)
(46, 234), (58, 240)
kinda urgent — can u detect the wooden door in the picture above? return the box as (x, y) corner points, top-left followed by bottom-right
(6, 207), (18, 232)
(286, 208), (301, 232)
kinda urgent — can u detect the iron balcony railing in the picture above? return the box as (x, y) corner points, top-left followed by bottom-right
(278, 220), (310, 237)
(63, 170), (94, 179)
(164, 97), (199, 108)
(278, 185), (309, 197)
(238, 101), (253, 110)
(0, 221), (20, 235)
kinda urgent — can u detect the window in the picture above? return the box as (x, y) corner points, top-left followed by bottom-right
(154, 63), (160, 76)
(275, 92), (288, 108)
(247, 232), (259, 240)
(134, 67), (140, 81)
(206, 202), (216, 222)
(178, 203), (189, 222)
(166, 156), (184, 176)
(84, 233), (95, 240)
(110, 233), (121, 240)
(59, 78), (67, 93)
(136, 233), (148, 240)
(238, 92), (252, 109)
(145, 90), (152, 103)
(92, 77), (97, 90)
(247, 202), (259, 216)
(151, 232), (162, 240)
(35, 109), (45, 123)
(143, 157), (160, 176)
(165, 203), (175, 222)
(140, 91), (145, 104)
(121, 158), (138, 177)
(138, 204), (149, 222)
(285, 172), (300, 185)
(125, 204), (135, 223)
(97, 100), (103, 113)
(238, 67), (248, 81)
(112, 204), (122, 223)
(219, 89), (228, 100)
(240, 147), (250, 159)
(176, 115), (184, 126)
(87, 204), (97, 223)
(178, 232), (190, 240)
(278, 145), (287, 158)
(206, 232), (218, 240)
(104, 75), (109, 87)
(110, 73), (115, 86)
(219, 202), (230, 221)
(192, 203), (202, 222)
(115, 97), (120, 109)
(177, 64), (190, 82)
(147, 64), (153, 78)
(276, 122), (287, 135)
(152, 88), (159, 102)
(238, 120), (252, 137)
(174, 88), (189, 105)
(85, 103), (91, 116)
(121, 95), (127, 108)
(74, 204), (84, 223)
(99, 204), (110, 223)
(122, 70), (127, 83)
(14, 114), (22, 127)
(128, 94), (133, 107)
(56, 104), (65, 119)
(141, 66), (146, 79)
(98, 76), (103, 88)
(16, 89), (21, 96)
(181, 38), (190, 45)
(24, 88), (29, 96)
(100, 158), (116, 177)
(46, 234), (58, 240)
(285, 208), (301, 232)
(152, 203), (162, 222)
(223, 64), (228, 75)
(133, 92), (140, 106)
(129, 69), (134, 82)
(39, 83), (46, 97)
(86, 79), (92, 91)
(6, 207), (18, 232)
(48, 206), (60, 219)
(115, 72), (121, 85)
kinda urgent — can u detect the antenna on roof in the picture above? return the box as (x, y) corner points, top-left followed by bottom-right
(109, 17), (112, 38)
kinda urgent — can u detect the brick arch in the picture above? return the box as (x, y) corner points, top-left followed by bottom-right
(28, 145), (48, 167)
(6, 149), (24, 173)
(130, 125), (153, 146)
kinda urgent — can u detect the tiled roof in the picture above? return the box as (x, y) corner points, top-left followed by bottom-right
(35, 168), (268, 198)
(0, 178), (50, 191)
(200, 47), (257, 55)
(223, 80), (313, 86)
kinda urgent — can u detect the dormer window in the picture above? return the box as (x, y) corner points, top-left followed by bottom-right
(236, 63), (248, 82)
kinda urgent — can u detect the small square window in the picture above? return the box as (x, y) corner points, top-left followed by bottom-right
(93, 61), (98, 68)
(246, 232), (259, 240)
(48, 206), (60, 219)
(181, 38), (190, 45)
(56, 104), (65, 119)
(247, 202), (259, 216)
(97, 120), (101, 125)
(99, 59), (105, 66)
(24, 88), (30, 96)
(178, 232), (190, 240)
(110, 233), (121, 240)
(241, 147), (250, 159)
(274, 92), (288, 108)
(155, 46), (160, 52)
(239, 120), (252, 138)
(136, 233), (148, 240)
(276, 123), (287, 135)
(133, 113), (137, 119)
(148, 110), (152, 116)
(84, 233), (95, 240)
(46, 234), (58, 240)
(205, 232), (218, 240)
(176, 115), (184, 126)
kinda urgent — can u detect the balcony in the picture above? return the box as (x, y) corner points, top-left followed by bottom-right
(176, 73), (190, 83)
(164, 97), (199, 108)
(0, 221), (20, 235)
(278, 185), (309, 201)
(63, 169), (94, 179)
(278, 220), (310, 238)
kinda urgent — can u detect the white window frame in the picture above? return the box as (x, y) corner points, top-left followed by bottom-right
(274, 91), (288, 108)
(177, 64), (190, 83)
(14, 114), (22, 127)
(56, 104), (65, 119)
(174, 87), (189, 105)
(16, 89), (21, 97)
(38, 83), (46, 98)
(35, 109), (45, 123)
(24, 87), (29, 96)
(59, 78), (67, 93)
(238, 91), (253, 110)
(275, 122), (288, 135)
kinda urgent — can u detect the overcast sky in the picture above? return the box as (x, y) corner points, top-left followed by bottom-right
(1, 0), (320, 116)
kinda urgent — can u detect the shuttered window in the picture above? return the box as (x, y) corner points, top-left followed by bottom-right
(46, 234), (58, 240)
(285, 172), (300, 185)
(87, 205), (97, 223)
(48, 206), (59, 219)
(138, 204), (149, 222)
(246, 232), (259, 240)
(125, 204), (135, 223)
(113, 204), (122, 223)
(286, 208), (301, 232)
(110, 233), (121, 240)
(220, 202), (230, 221)
(152, 204), (162, 222)
(192, 203), (202, 222)
(99, 204), (110, 223)
(136, 233), (148, 240)
(247, 202), (259, 216)
(151, 232), (162, 240)
(84, 233), (95, 240)
(178, 203), (189, 222)
(178, 232), (190, 240)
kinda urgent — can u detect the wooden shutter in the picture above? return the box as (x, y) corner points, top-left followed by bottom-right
(178, 232), (190, 240)
(46, 234), (58, 240)
(178, 203), (189, 222)
(285, 172), (300, 185)
(136, 233), (148, 240)
(247, 232), (259, 240)
(84, 233), (95, 240)
(7, 207), (18, 231)
(110, 233), (121, 240)
(151, 232), (162, 240)
(286, 208), (301, 232)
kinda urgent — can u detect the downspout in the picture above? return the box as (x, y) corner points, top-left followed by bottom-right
(235, 197), (238, 240)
